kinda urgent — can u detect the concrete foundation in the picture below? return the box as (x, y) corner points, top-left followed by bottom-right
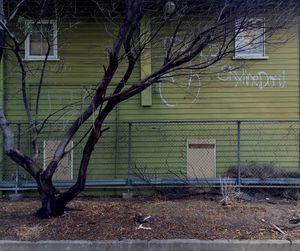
(0, 240), (299, 251)
(8, 193), (23, 201)
(122, 192), (134, 199)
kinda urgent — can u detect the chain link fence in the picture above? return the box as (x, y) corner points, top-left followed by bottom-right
(1, 120), (300, 192)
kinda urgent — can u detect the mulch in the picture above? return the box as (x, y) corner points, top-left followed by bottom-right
(1, 194), (300, 241)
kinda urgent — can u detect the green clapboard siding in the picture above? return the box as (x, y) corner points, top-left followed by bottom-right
(2, 19), (300, 182)
(0, 59), (3, 182)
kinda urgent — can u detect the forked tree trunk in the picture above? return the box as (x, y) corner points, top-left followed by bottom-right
(35, 176), (65, 218)
(36, 193), (66, 218)
(35, 126), (102, 218)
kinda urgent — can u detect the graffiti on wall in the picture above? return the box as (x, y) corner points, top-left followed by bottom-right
(159, 36), (287, 107)
(159, 64), (201, 107)
(159, 64), (287, 107)
(217, 65), (286, 89)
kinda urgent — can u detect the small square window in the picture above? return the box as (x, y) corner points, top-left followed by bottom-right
(234, 18), (268, 59)
(25, 20), (58, 61)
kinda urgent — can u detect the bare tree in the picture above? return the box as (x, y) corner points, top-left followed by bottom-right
(0, 0), (298, 218)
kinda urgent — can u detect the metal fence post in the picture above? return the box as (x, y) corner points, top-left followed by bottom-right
(237, 121), (241, 186)
(15, 123), (21, 195)
(127, 122), (132, 190)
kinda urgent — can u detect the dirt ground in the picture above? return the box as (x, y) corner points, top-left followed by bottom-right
(1, 193), (300, 241)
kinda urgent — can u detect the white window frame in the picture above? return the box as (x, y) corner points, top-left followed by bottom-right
(234, 18), (268, 60)
(24, 20), (59, 61)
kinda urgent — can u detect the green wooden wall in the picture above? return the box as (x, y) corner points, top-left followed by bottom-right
(0, 59), (3, 183)
(2, 19), (300, 182)
(120, 27), (300, 121)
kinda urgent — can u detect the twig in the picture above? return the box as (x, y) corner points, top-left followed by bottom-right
(261, 219), (286, 235)
(136, 224), (152, 230)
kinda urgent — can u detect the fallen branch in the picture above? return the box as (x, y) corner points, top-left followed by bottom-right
(136, 224), (152, 230)
(261, 219), (286, 235)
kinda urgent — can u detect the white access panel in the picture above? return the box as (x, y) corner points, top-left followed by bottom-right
(187, 138), (216, 178)
(43, 140), (73, 180)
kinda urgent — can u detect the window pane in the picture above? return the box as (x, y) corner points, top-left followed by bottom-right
(235, 19), (264, 57)
(29, 23), (55, 57)
(30, 32), (42, 56)
(238, 32), (263, 55)
(41, 39), (54, 55)
(42, 24), (53, 37)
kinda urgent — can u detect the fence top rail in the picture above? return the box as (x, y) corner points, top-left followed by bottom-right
(9, 119), (300, 126)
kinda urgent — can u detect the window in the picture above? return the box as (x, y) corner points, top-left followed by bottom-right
(235, 18), (268, 59)
(25, 20), (58, 60)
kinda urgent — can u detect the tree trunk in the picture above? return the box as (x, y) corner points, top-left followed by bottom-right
(36, 176), (66, 218)
(36, 194), (66, 218)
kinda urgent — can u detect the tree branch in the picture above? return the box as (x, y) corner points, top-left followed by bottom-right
(0, 108), (40, 178)
(43, 0), (145, 180)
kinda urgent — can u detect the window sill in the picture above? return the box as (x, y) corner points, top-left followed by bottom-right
(232, 55), (269, 60)
(23, 57), (60, 62)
